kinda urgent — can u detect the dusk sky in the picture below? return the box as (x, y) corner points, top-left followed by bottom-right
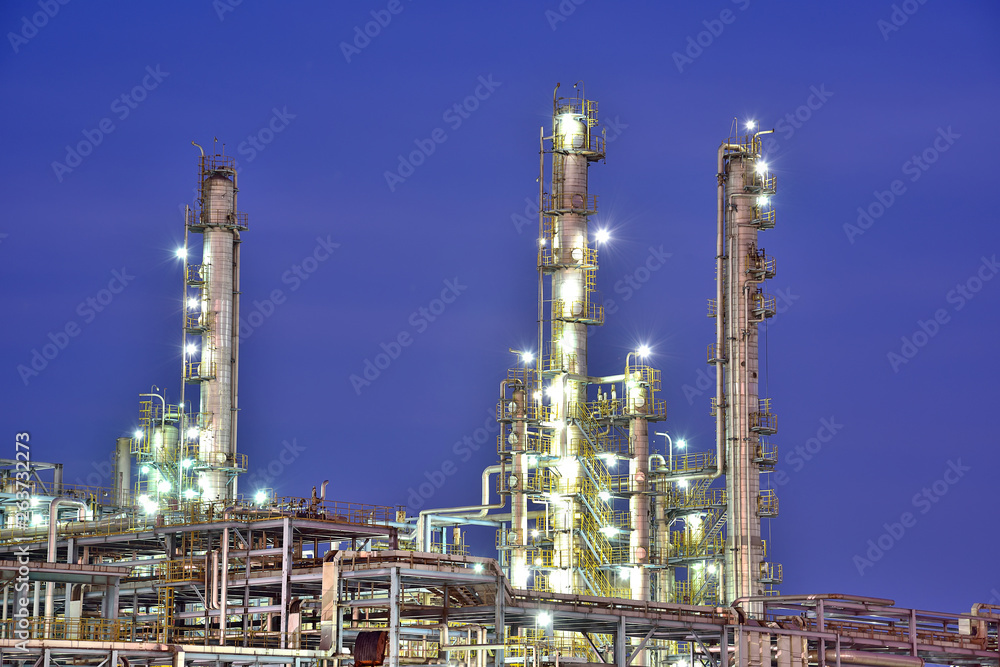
(2, 1), (998, 615)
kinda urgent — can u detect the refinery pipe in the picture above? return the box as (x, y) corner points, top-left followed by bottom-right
(44, 498), (89, 619)
(416, 464), (505, 551)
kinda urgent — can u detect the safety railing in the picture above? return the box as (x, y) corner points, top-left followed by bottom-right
(751, 290), (777, 320)
(497, 430), (552, 455)
(538, 244), (598, 269)
(723, 133), (763, 157)
(751, 207), (776, 229)
(755, 441), (778, 467)
(667, 532), (726, 560)
(707, 298), (718, 318)
(0, 617), (157, 642)
(160, 556), (206, 583)
(184, 360), (216, 382)
(552, 131), (605, 156)
(760, 561), (783, 583)
(542, 192), (598, 214)
(0, 497), (400, 546)
(198, 209), (249, 231)
(758, 489), (779, 517)
(746, 247), (776, 280)
(750, 398), (777, 434)
(553, 297), (604, 325)
(186, 263), (207, 284)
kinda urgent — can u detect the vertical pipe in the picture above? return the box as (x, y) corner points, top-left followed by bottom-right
(510, 381), (529, 587)
(219, 525), (229, 644)
(280, 517), (291, 648)
(389, 567), (401, 667)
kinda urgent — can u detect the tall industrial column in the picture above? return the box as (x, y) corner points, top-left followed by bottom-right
(715, 131), (779, 605)
(184, 151), (249, 502)
(540, 84), (606, 595)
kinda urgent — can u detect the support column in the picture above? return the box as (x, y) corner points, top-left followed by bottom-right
(388, 567), (401, 667)
(280, 518), (291, 649)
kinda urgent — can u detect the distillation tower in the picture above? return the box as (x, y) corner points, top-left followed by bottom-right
(713, 129), (780, 604)
(132, 149), (249, 508)
(496, 84), (666, 617)
(497, 96), (784, 639)
(3, 95), (998, 667)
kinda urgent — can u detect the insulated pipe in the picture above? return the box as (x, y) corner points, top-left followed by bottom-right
(808, 652), (924, 667)
(417, 464), (505, 550)
(320, 480), (329, 501)
(45, 498), (88, 619)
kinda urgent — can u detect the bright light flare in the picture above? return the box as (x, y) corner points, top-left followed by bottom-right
(537, 612), (552, 626)
(755, 161), (768, 174)
(599, 526), (619, 537)
(255, 490), (267, 504)
(157, 480), (171, 493)
(187, 297), (200, 310)
(473, 563), (484, 573)
(522, 351), (534, 363)
(180, 458), (193, 468)
(175, 247), (187, 259)
(185, 343), (198, 356)
(637, 345), (651, 357)
(595, 229), (610, 244)
(598, 490), (611, 501)
(678, 479), (689, 489)
(745, 120), (757, 130)
(676, 439), (687, 449)
(133, 429), (143, 440)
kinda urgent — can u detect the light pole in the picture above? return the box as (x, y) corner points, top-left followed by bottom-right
(654, 432), (687, 472)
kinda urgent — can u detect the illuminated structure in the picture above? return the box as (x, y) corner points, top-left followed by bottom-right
(496, 84), (665, 610)
(132, 147), (249, 508)
(0, 96), (995, 667)
(714, 128), (781, 605)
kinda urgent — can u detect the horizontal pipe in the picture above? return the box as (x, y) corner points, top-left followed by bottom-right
(810, 652), (923, 667)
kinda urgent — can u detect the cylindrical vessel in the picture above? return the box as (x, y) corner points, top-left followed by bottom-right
(114, 436), (132, 505)
(723, 147), (765, 604)
(198, 168), (240, 501)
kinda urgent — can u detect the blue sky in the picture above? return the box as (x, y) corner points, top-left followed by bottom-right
(2, 1), (998, 613)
